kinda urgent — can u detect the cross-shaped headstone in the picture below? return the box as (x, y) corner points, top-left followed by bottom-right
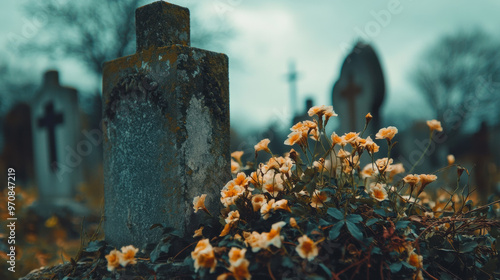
(332, 42), (385, 137)
(37, 102), (64, 171)
(340, 75), (362, 132)
(103, 1), (230, 248)
(31, 70), (84, 217)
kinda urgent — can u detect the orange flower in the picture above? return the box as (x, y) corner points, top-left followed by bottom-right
(262, 172), (284, 196)
(231, 159), (240, 174)
(119, 245), (139, 267)
(234, 172), (250, 188)
(342, 132), (360, 144)
(105, 249), (122, 271)
(291, 120), (317, 132)
(363, 136), (379, 154)
(220, 223), (233, 237)
(193, 226), (204, 238)
(331, 132), (346, 146)
(289, 217), (298, 228)
(296, 235), (319, 261)
(447, 154), (455, 165)
(221, 182), (245, 207)
(243, 231), (266, 252)
(231, 151), (244, 164)
(284, 131), (306, 146)
(376, 126), (398, 141)
(403, 174), (420, 186)
(251, 194), (267, 212)
(229, 259), (251, 280)
(279, 157), (294, 175)
(387, 163), (405, 180)
(419, 174), (437, 186)
(191, 239), (217, 273)
(308, 105), (337, 118)
(361, 163), (378, 179)
(365, 113), (373, 122)
(336, 149), (350, 158)
(375, 157), (393, 173)
(310, 190), (330, 208)
(417, 174), (437, 194)
(254, 138), (271, 153)
(225, 210), (240, 224)
(249, 171), (262, 187)
(193, 194), (208, 213)
(369, 183), (388, 202)
(307, 105), (324, 116)
(260, 199), (275, 220)
(273, 199), (291, 212)
(262, 221), (286, 248)
(408, 250), (423, 269)
(228, 247), (246, 266)
(426, 119), (443, 132)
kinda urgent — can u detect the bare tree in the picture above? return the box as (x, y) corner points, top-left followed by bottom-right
(19, 0), (232, 80)
(412, 29), (500, 135)
(0, 59), (38, 113)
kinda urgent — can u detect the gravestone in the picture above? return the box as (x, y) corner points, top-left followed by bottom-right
(332, 42), (385, 136)
(0, 103), (34, 183)
(31, 70), (85, 217)
(102, 1), (230, 248)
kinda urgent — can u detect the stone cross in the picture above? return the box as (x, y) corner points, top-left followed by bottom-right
(340, 75), (362, 132)
(102, 1), (230, 248)
(332, 42), (385, 136)
(37, 102), (64, 171)
(31, 70), (84, 217)
(287, 61), (299, 116)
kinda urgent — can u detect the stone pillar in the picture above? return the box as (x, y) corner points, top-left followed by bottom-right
(102, 1), (230, 248)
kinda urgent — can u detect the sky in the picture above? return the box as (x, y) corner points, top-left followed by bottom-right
(2, 0), (500, 133)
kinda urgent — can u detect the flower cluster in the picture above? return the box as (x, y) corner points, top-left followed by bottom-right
(185, 107), (498, 280)
(105, 245), (139, 272)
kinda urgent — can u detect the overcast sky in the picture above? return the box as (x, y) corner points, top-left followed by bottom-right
(2, 0), (500, 133)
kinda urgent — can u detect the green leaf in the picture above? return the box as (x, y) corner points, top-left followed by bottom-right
(346, 214), (363, 224)
(327, 208), (344, 220)
(319, 219), (331, 226)
(281, 256), (294, 268)
(306, 179), (317, 196)
(374, 208), (386, 217)
(292, 181), (305, 193)
(366, 218), (379, 227)
(329, 221), (344, 240)
(85, 240), (106, 253)
(389, 262), (402, 273)
(402, 261), (416, 270)
(459, 241), (478, 253)
(395, 220), (410, 229)
(346, 221), (363, 241)
(440, 273), (453, 280)
(319, 263), (332, 279)
(371, 247), (382, 255)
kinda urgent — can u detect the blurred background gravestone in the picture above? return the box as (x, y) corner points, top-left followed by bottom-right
(0, 103), (34, 184)
(332, 42), (385, 137)
(30, 70), (87, 217)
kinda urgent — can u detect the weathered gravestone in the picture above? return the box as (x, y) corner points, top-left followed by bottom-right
(31, 70), (85, 217)
(332, 42), (385, 136)
(102, 1), (230, 248)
